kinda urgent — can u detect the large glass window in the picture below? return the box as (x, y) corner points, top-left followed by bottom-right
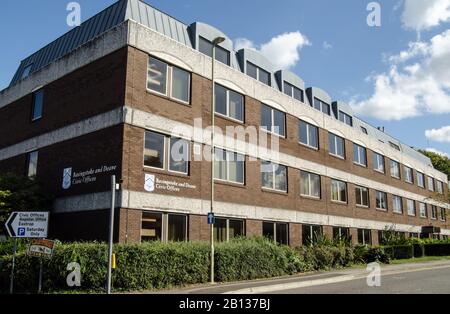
(419, 203), (427, 218)
(376, 191), (388, 211)
(147, 57), (191, 103)
(406, 199), (416, 216)
(331, 179), (347, 203)
(141, 212), (162, 242)
(431, 205), (438, 220)
(141, 212), (187, 243)
(214, 149), (245, 184)
(329, 133), (345, 159)
(246, 62), (271, 85)
(214, 218), (245, 242)
(300, 171), (321, 198)
(390, 160), (400, 179)
(338, 111), (353, 126)
(373, 153), (385, 173)
(261, 161), (287, 192)
(27, 151), (38, 177)
(32, 90), (44, 121)
(428, 177), (435, 192)
(437, 180), (444, 194)
(393, 195), (403, 214)
(355, 186), (369, 207)
(215, 84), (244, 122)
(302, 225), (323, 245)
(168, 214), (187, 242)
(404, 166), (414, 183)
(263, 222), (289, 245)
(261, 104), (286, 137)
(358, 229), (372, 245)
(144, 131), (189, 174)
(417, 172), (425, 188)
(353, 143), (367, 166)
(299, 120), (318, 149)
(333, 227), (350, 242)
(198, 37), (230, 65)
(313, 98), (331, 115)
(283, 81), (304, 102)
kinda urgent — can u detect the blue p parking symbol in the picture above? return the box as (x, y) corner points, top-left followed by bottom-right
(18, 228), (25, 236)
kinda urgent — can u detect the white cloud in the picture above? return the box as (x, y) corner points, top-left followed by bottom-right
(425, 125), (450, 142)
(233, 32), (310, 70)
(402, 0), (450, 31)
(322, 41), (333, 50)
(425, 148), (449, 157)
(350, 29), (450, 121)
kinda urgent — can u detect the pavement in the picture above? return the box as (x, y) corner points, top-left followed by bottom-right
(143, 259), (450, 294)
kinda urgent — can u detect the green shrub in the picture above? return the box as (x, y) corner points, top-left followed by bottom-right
(413, 244), (424, 258)
(383, 245), (413, 260)
(423, 243), (450, 257)
(364, 247), (390, 264)
(0, 238), (29, 257)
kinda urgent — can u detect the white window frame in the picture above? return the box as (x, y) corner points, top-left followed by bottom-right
(261, 104), (286, 138)
(440, 208), (446, 222)
(329, 133), (345, 159)
(406, 199), (416, 217)
(390, 160), (400, 179)
(417, 172), (425, 188)
(168, 137), (190, 175)
(214, 217), (246, 242)
(373, 153), (385, 173)
(284, 81), (304, 102)
(353, 143), (367, 167)
(376, 191), (388, 211)
(261, 161), (288, 193)
(147, 56), (191, 105)
(141, 212), (188, 243)
(392, 195), (403, 214)
(437, 180), (444, 194)
(419, 203), (427, 218)
(215, 84), (244, 123)
(355, 185), (369, 208)
(428, 176), (435, 192)
(300, 171), (321, 199)
(313, 98), (330, 115)
(27, 151), (39, 178)
(247, 61), (270, 85)
(404, 166), (413, 184)
(358, 229), (371, 245)
(299, 120), (318, 149)
(214, 148), (245, 185)
(331, 179), (347, 203)
(431, 205), (438, 220)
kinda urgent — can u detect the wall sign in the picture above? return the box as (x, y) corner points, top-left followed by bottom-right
(145, 174), (196, 193)
(62, 165), (117, 190)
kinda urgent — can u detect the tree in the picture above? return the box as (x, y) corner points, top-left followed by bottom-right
(0, 173), (52, 234)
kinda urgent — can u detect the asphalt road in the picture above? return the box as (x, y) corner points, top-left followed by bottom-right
(271, 266), (450, 294)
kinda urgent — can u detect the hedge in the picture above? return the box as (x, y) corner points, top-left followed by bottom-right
(423, 243), (450, 257)
(383, 245), (414, 260)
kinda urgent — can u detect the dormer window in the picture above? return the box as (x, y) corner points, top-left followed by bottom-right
(21, 64), (33, 80)
(246, 62), (271, 86)
(313, 98), (330, 115)
(198, 37), (230, 66)
(283, 81), (304, 102)
(338, 111), (353, 126)
(389, 141), (401, 151)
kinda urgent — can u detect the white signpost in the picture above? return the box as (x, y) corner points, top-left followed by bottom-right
(4, 211), (49, 294)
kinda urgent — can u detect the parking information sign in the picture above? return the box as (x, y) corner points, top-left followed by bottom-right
(28, 239), (55, 258)
(5, 212), (49, 238)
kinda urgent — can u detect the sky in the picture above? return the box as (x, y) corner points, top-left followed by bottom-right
(0, 0), (449, 157)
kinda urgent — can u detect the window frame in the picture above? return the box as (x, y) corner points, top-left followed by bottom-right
(214, 217), (246, 242)
(330, 179), (348, 204)
(390, 159), (401, 179)
(214, 83), (245, 123)
(300, 171), (321, 199)
(298, 120), (319, 150)
(437, 180), (444, 194)
(338, 111), (353, 126)
(198, 36), (231, 66)
(357, 229), (372, 245)
(353, 143), (367, 167)
(431, 205), (438, 220)
(214, 148), (245, 185)
(355, 185), (369, 208)
(417, 172), (425, 188)
(404, 166), (414, 184)
(329, 132), (346, 159)
(141, 212), (188, 243)
(419, 203), (427, 218)
(302, 224), (323, 246)
(373, 153), (385, 173)
(27, 150), (38, 178)
(440, 208), (446, 222)
(260, 104), (286, 138)
(427, 176), (435, 192)
(246, 61), (271, 86)
(392, 195), (403, 214)
(261, 161), (288, 193)
(147, 56), (191, 105)
(283, 81), (304, 102)
(406, 199), (416, 217)
(31, 89), (44, 121)
(375, 191), (388, 211)
(313, 97), (331, 115)
(263, 221), (289, 245)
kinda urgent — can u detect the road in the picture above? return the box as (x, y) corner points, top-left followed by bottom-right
(153, 260), (450, 294)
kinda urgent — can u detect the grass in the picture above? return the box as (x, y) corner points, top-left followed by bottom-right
(390, 255), (450, 265)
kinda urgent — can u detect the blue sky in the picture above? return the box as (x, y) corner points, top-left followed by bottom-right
(1, 0), (449, 156)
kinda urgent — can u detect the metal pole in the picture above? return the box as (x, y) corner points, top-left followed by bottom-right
(9, 238), (17, 294)
(107, 175), (116, 294)
(38, 258), (43, 294)
(210, 44), (216, 284)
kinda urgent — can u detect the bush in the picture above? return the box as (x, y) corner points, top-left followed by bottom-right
(423, 243), (450, 257)
(0, 238), (29, 257)
(413, 244), (424, 258)
(383, 245), (414, 260)
(364, 247), (390, 264)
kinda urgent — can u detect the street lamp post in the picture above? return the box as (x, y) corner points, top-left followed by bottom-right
(210, 36), (225, 284)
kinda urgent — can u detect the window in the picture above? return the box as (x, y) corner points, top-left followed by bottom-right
(32, 90), (44, 121)
(417, 172), (425, 188)
(261, 104), (286, 137)
(338, 111), (353, 126)
(329, 133), (345, 159)
(21, 64), (33, 80)
(358, 229), (372, 245)
(313, 98), (331, 115)
(214, 218), (245, 242)
(198, 37), (230, 65)
(389, 142), (401, 151)
(261, 161), (287, 192)
(376, 191), (388, 211)
(214, 148), (245, 184)
(404, 166), (413, 183)
(373, 153), (385, 173)
(215, 84), (244, 122)
(300, 171), (321, 198)
(302, 224), (323, 246)
(431, 205), (438, 220)
(392, 195), (403, 214)
(331, 179), (347, 203)
(419, 203), (427, 218)
(27, 151), (38, 177)
(246, 62), (271, 85)
(406, 199), (416, 216)
(427, 177), (435, 192)
(144, 131), (189, 174)
(440, 208), (446, 221)
(299, 120), (318, 149)
(147, 57), (191, 103)
(353, 143), (367, 166)
(263, 222), (289, 245)
(437, 180), (444, 194)
(333, 227), (350, 242)
(141, 212), (187, 242)
(355, 186), (369, 207)
(283, 81), (304, 102)
(390, 160), (400, 179)
(361, 126), (368, 135)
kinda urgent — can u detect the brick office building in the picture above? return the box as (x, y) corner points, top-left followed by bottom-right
(0, 0), (448, 246)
